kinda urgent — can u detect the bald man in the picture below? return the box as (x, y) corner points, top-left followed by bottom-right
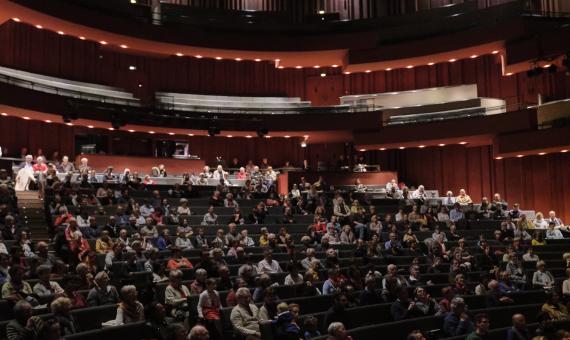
(507, 314), (531, 340)
(188, 325), (209, 340)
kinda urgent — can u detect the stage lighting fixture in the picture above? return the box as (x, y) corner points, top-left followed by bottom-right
(208, 127), (220, 136)
(257, 128), (269, 138)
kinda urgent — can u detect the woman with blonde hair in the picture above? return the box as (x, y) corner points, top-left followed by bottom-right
(115, 285), (144, 324)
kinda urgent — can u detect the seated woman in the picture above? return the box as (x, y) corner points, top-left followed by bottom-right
(95, 230), (114, 254)
(413, 286), (437, 316)
(166, 247), (193, 270)
(51, 297), (78, 336)
(532, 260), (555, 289)
(115, 285), (144, 324)
(456, 189), (473, 205)
(190, 268), (208, 295)
(197, 278), (223, 339)
(164, 270), (191, 320)
(542, 291), (569, 321)
(532, 231), (547, 246)
(533, 212), (549, 229)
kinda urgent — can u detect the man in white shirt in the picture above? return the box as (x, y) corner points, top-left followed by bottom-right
(386, 179), (398, 191)
(257, 249), (282, 274)
(548, 211), (564, 227)
(139, 200), (154, 218)
(212, 165), (227, 181)
(442, 191), (456, 206)
(545, 222), (564, 239)
(411, 185), (427, 200)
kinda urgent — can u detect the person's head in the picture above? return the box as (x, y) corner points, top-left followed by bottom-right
(263, 287), (276, 305)
(512, 313), (526, 331)
(335, 292), (350, 308)
(474, 313), (490, 334)
(547, 291), (561, 305)
(414, 286), (427, 300)
(235, 287), (252, 306)
(407, 330), (426, 340)
(36, 264), (52, 282)
(450, 297), (466, 315)
(396, 287), (409, 301)
(387, 264), (397, 275)
(455, 274), (465, 285)
(328, 322), (348, 339)
(120, 285), (138, 304)
(94, 271), (109, 288)
(188, 325), (209, 340)
(537, 260), (546, 271)
(169, 269), (183, 287)
(166, 323), (187, 340)
(195, 268), (207, 282)
(9, 264), (24, 283)
(264, 248), (273, 261)
(50, 297), (72, 316)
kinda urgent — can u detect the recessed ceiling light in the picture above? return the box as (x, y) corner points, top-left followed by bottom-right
(359, 149), (366, 152)
(128, 65), (136, 71)
(235, 58), (242, 61)
(246, 135), (252, 138)
(265, 135), (271, 138)
(495, 156), (503, 160)
(66, 123), (73, 126)
(506, 72), (513, 76)
(542, 64), (551, 68)
(128, 129), (135, 132)
(188, 133), (194, 136)
(35, 25), (43, 29)
(57, 31), (65, 35)
(215, 57), (222, 60)
(227, 135), (233, 138)
(492, 50), (499, 54)
(516, 154), (524, 158)
(79, 36), (86, 40)
(149, 131), (155, 134)
(332, 64), (339, 67)
(303, 135), (309, 138)
(561, 149), (568, 153)
(274, 59), (281, 62)
(449, 58), (457, 62)
(380, 148), (386, 151)
(418, 145), (426, 148)
(168, 132), (175, 135)
(99, 41), (107, 45)
(278, 66), (284, 69)
(320, 73), (326, 77)
(284, 135), (290, 138)
(470, 55), (478, 59)
(459, 141), (468, 145)
(344, 71), (351, 74)
(427, 62), (435, 66)
(0, 112), (7, 116)
(12, 18), (21, 22)
(120, 44), (128, 49)
(254, 58), (261, 62)
(538, 152), (546, 155)
(22, 116), (30, 120)
(45, 120), (52, 123)
(108, 127), (114, 131)
(399, 146), (405, 150)
(438, 143), (446, 146)
(295, 66), (302, 69)
(87, 125), (94, 128)
(195, 55), (203, 58)
(175, 52), (183, 57)
(314, 65), (320, 69)
(406, 65), (414, 69)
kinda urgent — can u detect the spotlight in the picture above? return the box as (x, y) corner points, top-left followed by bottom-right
(257, 127), (268, 138)
(208, 126), (220, 136)
(300, 141), (307, 148)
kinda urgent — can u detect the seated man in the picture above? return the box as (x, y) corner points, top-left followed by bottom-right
(257, 249), (282, 274)
(443, 297), (475, 337)
(33, 265), (66, 304)
(86, 271), (119, 306)
(2, 264), (34, 304)
(545, 222), (564, 240)
(230, 287), (262, 340)
(6, 301), (43, 340)
(466, 313), (490, 340)
(456, 189), (473, 205)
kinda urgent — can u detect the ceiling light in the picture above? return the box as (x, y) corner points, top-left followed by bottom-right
(495, 156), (503, 160)
(314, 65), (320, 69)
(22, 116), (30, 120)
(66, 123), (73, 126)
(427, 62), (435, 66)
(168, 132), (175, 135)
(120, 44), (128, 49)
(332, 64), (339, 67)
(235, 58), (242, 61)
(274, 59), (281, 62)
(449, 58), (457, 62)
(254, 58), (261, 62)
(406, 65), (414, 69)
(227, 135), (233, 138)
(284, 135), (290, 138)
(128, 129), (135, 132)
(320, 73), (326, 77)
(295, 66), (302, 69)
(459, 141), (468, 145)
(195, 55), (203, 58)
(399, 146), (405, 150)
(128, 65), (136, 71)
(130, 0), (137, 3)
(365, 70), (372, 73)
(175, 52), (183, 57)
(278, 66), (284, 69)
(149, 131), (155, 134)
(344, 71), (351, 74)
(385, 68), (392, 71)
(516, 154), (524, 158)
(188, 133), (194, 136)
(506, 72), (513, 76)
(35, 25), (43, 29)
(318, 10), (325, 14)
(561, 149), (568, 153)
(45, 120), (52, 123)
(418, 145), (426, 148)
(87, 125), (94, 128)
(108, 127), (114, 131)
(538, 152), (546, 155)
(79, 36), (85, 40)
(246, 135), (252, 138)
(57, 31), (65, 35)
(359, 149), (366, 152)
(542, 64), (551, 68)
(12, 18), (21, 22)
(438, 143), (446, 146)
(99, 41), (107, 45)
(215, 57), (222, 60)
(380, 148), (386, 151)
(303, 135), (310, 138)
(265, 135), (271, 138)
(470, 55), (478, 59)
(0, 112), (7, 116)
(492, 50), (499, 54)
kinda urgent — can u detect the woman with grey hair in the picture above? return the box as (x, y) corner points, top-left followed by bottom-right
(327, 322), (351, 340)
(51, 297), (77, 336)
(230, 288), (261, 340)
(115, 285), (144, 324)
(165, 269), (190, 320)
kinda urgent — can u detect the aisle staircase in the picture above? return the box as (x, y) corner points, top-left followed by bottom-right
(16, 190), (50, 240)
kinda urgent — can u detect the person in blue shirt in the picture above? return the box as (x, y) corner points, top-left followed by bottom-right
(156, 228), (172, 251)
(506, 314), (531, 340)
(443, 297), (475, 336)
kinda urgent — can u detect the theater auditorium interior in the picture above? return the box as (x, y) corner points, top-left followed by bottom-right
(1, 0), (570, 339)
